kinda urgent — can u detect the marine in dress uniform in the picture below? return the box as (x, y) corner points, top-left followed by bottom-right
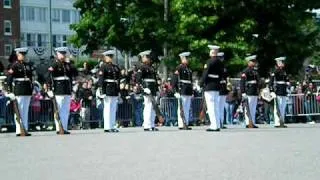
(136, 50), (159, 131)
(269, 57), (288, 128)
(47, 47), (77, 134)
(217, 52), (228, 129)
(7, 47), (33, 136)
(240, 55), (260, 128)
(97, 50), (121, 133)
(201, 45), (224, 132)
(172, 52), (193, 130)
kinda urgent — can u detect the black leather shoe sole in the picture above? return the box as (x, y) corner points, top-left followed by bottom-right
(246, 125), (259, 128)
(274, 125), (287, 128)
(17, 134), (31, 137)
(206, 128), (220, 132)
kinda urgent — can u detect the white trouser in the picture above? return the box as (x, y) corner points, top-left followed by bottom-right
(218, 95), (226, 126)
(274, 96), (287, 126)
(103, 96), (118, 130)
(204, 91), (220, 129)
(15, 96), (31, 134)
(245, 95), (258, 125)
(143, 95), (156, 129)
(55, 95), (71, 131)
(177, 95), (192, 128)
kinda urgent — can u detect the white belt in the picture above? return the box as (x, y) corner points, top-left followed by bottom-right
(276, 81), (286, 84)
(54, 76), (69, 81)
(144, 79), (156, 82)
(104, 79), (117, 83)
(14, 78), (30, 81)
(179, 80), (192, 84)
(220, 80), (226, 84)
(208, 74), (219, 78)
(247, 80), (257, 84)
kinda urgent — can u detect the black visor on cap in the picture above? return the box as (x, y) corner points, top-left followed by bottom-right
(58, 51), (67, 54)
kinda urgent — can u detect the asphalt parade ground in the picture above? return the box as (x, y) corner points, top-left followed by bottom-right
(0, 124), (319, 180)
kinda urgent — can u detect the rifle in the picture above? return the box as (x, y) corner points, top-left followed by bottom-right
(148, 93), (165, 125)
(12, 98), (28, 136)
(242, 97), (255, 128)
(177, 94), (187, 128)
(199, 92), (206, 122)
(273, 95), (285, 126)
(51, 93), (65, 135)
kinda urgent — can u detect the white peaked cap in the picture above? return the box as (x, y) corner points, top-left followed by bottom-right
(15, 47), (28, 54)
(139, 50), (151, 56)
(102, 50), (115, 56)
(55, 47), (68, 52)
(217, 52), (224, 57)
(179, 52), (191, 57)
(208, 45), (220, 50)
(275, 57), (286, 62)
(245, 55), (257, 61)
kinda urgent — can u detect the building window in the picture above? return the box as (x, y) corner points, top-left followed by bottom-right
(62, 10), (70, 23)
(72, 10), (80, 23)
(26, 7), (35, 21)
(4, 0), (12, 8)
(52, 9), (60, 22)
(4, 44), (12, 56)
(37, 34), (48, 47)
(20, 7), (25, 20)
(20, 33), (27, 47)
(37, 8), (47, 22)
(27, 33), (36, 46)
(4, 20), (12, 36)
(62, 35), (67, 46)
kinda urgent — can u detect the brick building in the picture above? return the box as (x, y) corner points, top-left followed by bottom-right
(0, 0), (20, 66)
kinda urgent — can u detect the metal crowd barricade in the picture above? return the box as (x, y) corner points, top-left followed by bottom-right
(160, 97), (178, 126)
(28, 98), (55, 129)
(117, 99), (133, 127)
(2, 93), (320, 132)
(0, 96), (14, 128)
(159, 97), (203, 126)
(286, 93), (320, 117)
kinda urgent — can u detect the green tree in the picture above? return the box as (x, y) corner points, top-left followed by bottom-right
(70, 0), (320, 77)
(71, 0), (166, 56)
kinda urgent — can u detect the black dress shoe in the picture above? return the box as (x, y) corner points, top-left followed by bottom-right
(274, 125), (287, 128)
(111, 129), (120, 133)
(246, 125), (259, 128)
(104, 130), (112, 133)
(152, 127), (159, 131)
(179, 126), (192, 130)
(16, 133), (32, 137)
(221, 126), (227, 129)
(144, 128), (153, 131)
(63, 130), (71, 134)
(206, 128), (220, 132)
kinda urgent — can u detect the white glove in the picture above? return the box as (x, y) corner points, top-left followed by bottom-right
(99, 94), (106, 99)
(174, 93), (181, 99)
(47, 91), (54, 98)
(6, 93), (15, 101)
(242, 93), (247, 99)
(270, 92), (276, 98)
(96, 88), (106, 99)
(144, 88), (151, 95)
